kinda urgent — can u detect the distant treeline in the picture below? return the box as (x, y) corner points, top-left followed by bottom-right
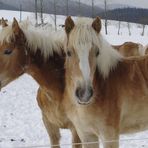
(0, 0), (148, 25)
(100, 7), (148, 25)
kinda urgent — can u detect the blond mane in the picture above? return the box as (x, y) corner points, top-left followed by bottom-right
(68, 17), (123, 78)
(0, 22), (64, 60)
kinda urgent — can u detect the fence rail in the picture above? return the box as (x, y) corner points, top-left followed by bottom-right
(3, 137), (148, 148)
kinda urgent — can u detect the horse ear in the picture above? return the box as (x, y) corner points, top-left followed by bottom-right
(12, 18), (21, 36)
(92, 17), (101, 34)
(1, 17), (8, 28)
(65, 16), (75, 35)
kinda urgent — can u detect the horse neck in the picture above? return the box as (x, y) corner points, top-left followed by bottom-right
(94, 56), (148, 101)
(26, 48), (65, 97)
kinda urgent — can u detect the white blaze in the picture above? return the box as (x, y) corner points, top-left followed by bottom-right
(77, 46), (90, 82)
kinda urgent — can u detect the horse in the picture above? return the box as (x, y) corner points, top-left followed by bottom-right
(0, 18), (82, 148)
(112, 41), (144, 57)
(63, 16), (148, 148)
(145, 44), (148, 54)
(0, 17), (8, 27)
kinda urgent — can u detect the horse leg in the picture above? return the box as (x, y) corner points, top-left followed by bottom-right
(37, 89), (60, 147)
(70, 126), (82, 148)
(42, 115), (61, 148)
(75, 129), (99, 148)
(80, 134), (99, 148)
(100, 127), (119, 148)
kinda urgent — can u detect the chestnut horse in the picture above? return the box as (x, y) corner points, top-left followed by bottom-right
(63, 16), (148, 148)
(145, 45), (148, 54)
(112, 41), (144, 57)
(0, 17), (8, 27)
(0, 18), (81, 148)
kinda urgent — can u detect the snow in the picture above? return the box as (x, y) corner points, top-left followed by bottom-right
(0, 10), (148, 148)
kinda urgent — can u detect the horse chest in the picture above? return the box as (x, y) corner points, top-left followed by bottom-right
(120, 95), (148, 133)
(38, 89), (68, 128)
(69, 106), (102, 133)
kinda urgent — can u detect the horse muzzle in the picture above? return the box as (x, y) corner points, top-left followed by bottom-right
(75, 85), (93, 105)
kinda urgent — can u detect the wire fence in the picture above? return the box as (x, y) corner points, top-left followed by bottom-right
(3, 137), (148, 148)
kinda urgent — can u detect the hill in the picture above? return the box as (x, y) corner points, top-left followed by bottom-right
(100, 7), (148, 25)
(0, 0), (103, 17)
(0, 0), (148, 24)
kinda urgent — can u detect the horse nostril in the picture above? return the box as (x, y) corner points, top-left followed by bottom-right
(75, 85), (94, 103)
(75, 88), (80, 99)
(89, 87), (93, 98)
(75, 87), (84, 99)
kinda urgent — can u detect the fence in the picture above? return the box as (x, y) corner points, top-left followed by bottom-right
(3, 137), (148, 148)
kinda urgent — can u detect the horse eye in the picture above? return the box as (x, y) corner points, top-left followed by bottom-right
(96, 51), (99, 57)
(4, 49), (12, 55)
(67, 51), (72, 57)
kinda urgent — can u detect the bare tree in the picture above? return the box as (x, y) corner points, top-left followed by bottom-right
(91, 0), (94, 18)
(78, 0), (81, 16)
(141, 24), (145, 36)
(53, 0), (57, 30)
(104, 0), (108, 34)
(40, 0), (44, 24)
(19, 4), (22, 22)
(127, 22), (131, 36)
(117, 21), (121, 35)
(35, 0), (38, 25)
(66, 0), (69, 16)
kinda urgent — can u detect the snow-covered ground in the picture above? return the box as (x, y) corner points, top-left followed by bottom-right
(0, 10), (148, 148)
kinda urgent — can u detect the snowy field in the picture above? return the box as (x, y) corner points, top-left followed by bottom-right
(0, 10), (148, 148)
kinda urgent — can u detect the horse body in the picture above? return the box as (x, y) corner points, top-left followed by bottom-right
(112, 41), (144, 57)
(0, 19), (81, 148)
(64, 16), (148, 148)
(27, 50), (82, 147)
